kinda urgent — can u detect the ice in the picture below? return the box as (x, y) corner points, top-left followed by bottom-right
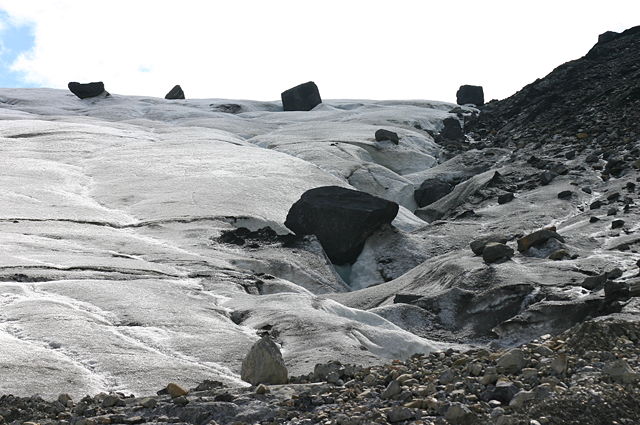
(0, 88), (454, 398)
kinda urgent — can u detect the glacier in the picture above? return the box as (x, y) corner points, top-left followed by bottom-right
(0, 88), (461, 398)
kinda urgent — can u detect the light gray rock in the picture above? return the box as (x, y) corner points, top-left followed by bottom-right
(240, 337), (288, 385)
(551, 354), (568, 375)
(496, 416), (518, 425)
(445, 402), (476, 425)
(603, 359), (638, 383)
(509, 390), (534, 409)
(382, 379), (402, 399)
(387, 406), (416, 423)
(497, 348), (526, 374)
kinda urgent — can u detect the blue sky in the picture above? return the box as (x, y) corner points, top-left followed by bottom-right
(0, 10), (36, 88)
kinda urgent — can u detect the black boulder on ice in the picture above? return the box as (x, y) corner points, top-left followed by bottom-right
(281, 81), (322, 111)
(165, 85), (185, 100)
(456, 85), (484, 106)
(68, 82), (108, 99)
(285, 186), (399, 265)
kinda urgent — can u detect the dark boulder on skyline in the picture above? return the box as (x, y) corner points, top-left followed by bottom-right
(285, 186), (398, 264)
(456, 85), (484, 106)
(165, 85), (185, 100)
(281, 81), (322, 111)
(68, 82), (107, 99)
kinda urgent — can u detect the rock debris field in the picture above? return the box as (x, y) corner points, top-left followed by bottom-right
(1, 25), (640, 425)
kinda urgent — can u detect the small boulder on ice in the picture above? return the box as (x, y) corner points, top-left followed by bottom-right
(517, 228), (565, 252)
(456, 84), (484, 106)
(414, 178), (453, 208)
(374, 129), (400, 144)
(482, 242), (514, 263)
(285, 186), (399, 264)
(470, 234), (509, 255)
(68, 82), (108, 99)
(165, 85), (185, 100)
(281, 81), (322, 111)
(240, 336), (288, 385)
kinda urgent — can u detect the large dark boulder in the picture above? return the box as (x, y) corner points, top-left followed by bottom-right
(68, 82), (107, 99)
(456, 85), (484, 106)
(281, 81), (322, 111)
(414, 178), (453, 208)
(284, 186), (399, 264)
(165, 85), (185, 100)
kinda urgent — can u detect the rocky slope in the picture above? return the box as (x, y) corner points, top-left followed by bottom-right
(1, 317), (638, 425)
(1, 25), (640, 425)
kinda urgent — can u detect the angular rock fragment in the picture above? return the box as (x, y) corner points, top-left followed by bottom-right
(539, 171), (556, 185)
(68, 81), (108, 99)
(496, 348), (525, 374)
(509, 390), (534, 409)
(612, 219), (625, 229)
(603, 359), (638, 383)
(374, 129), (399, 144)
(604, 280), (630, 302)
(313, 361), (344, 382)
(415, 170), (500, 222)
(517, 228), (565, 252)
(470, 234), (509, 255)
(498, 192), (514, 204)
(281, 81), (322, 111)
(581, 273), (607, 290)
(165, 85), (185, 100)
(165, 383), (188, 398)
(387, 406), (416, 422)
(551, 354), (568, 375)
(557, 190), (574, 200)
(605, 156), (627, 177)
(414, 178), (453, 208)
(481, 380), (519, 403)
(482, 242), (514, 263)
(211, 103), (243, 113)
(440, 117), (464, 140)
(241, 336), (288, 385)
(590, 200), (603, 209)
(381, 380), (402, 399)
(456, 85), (484, 106)
(445, 402), (476, 425)
(393, 293), (423, 304)
(285, 186), (399, 264)
(548, 249), (570, 260)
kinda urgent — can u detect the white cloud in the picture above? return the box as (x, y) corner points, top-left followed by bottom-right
(0, 0), (638, 101)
